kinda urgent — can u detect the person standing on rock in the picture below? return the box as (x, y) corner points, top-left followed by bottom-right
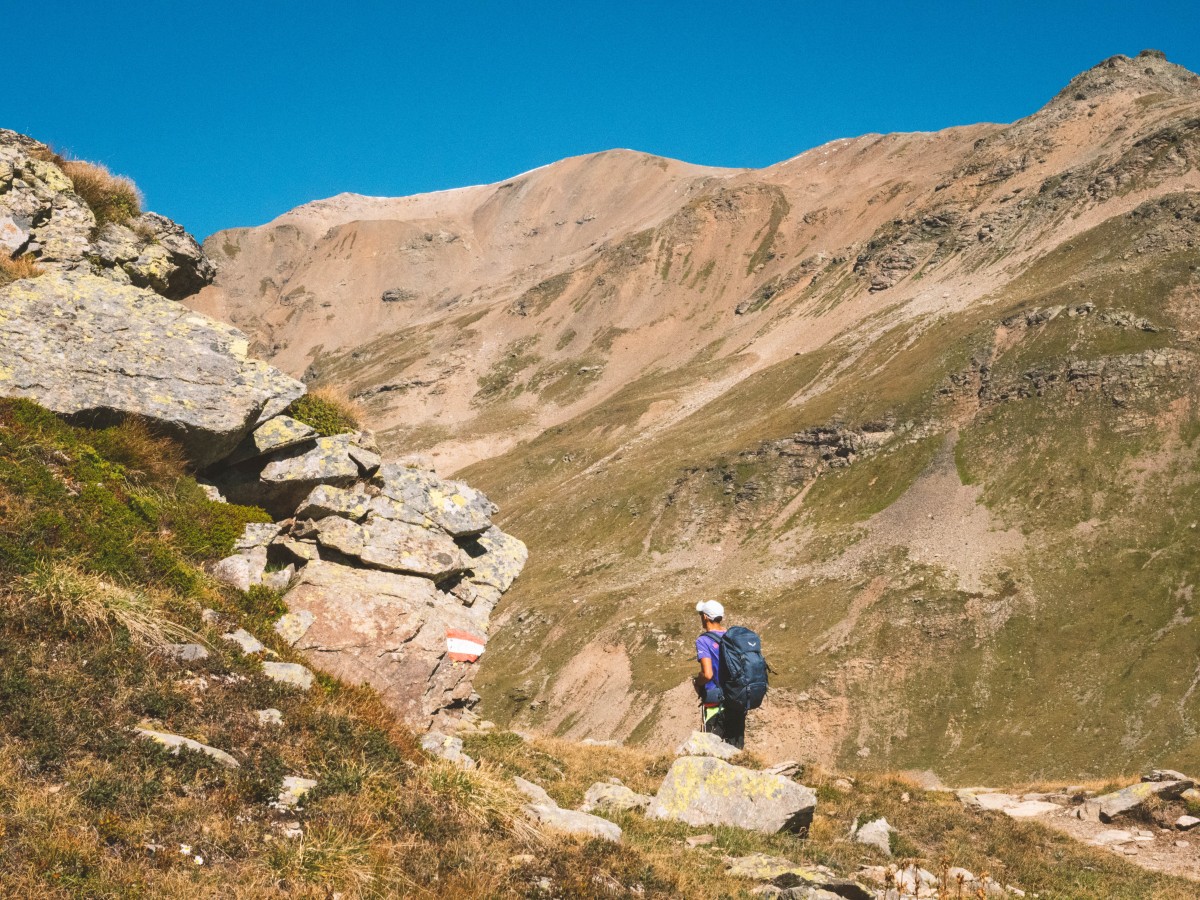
(693, 600), (747, 749)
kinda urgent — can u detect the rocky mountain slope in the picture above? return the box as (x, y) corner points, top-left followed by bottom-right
(193, 50), (1200, 781)
(0, 129), (525, 730)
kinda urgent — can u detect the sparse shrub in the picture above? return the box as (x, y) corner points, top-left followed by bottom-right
(60, 158), (143, 229)
(286, 385), (363, 436)
(0, 254), (43, 286)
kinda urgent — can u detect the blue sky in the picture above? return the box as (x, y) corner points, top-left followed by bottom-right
(10, 2), (1198, 240)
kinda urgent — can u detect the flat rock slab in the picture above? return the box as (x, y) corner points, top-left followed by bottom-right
(1082, 778), (1195, 823)
(580, 782), (652, 814)
(274, 610), (315, 646)
(648, 756), (817, 834)
(244, 432), (377, 516)
(262, 661), (315, 690)
(161, 643), (209, 662)
(295, 484), (370, 521)
(222, 628), (265, 655)
(677, 730), (740, 760)
(135, 726), (239, 768)
(514, 777), (621, 842)
(726, 853), (872, 900)
(227, 415), (316, 465)
(376, 464), (498, 536)
(0, 273), (302, 466)
(315, 515), (468, 580)
(280, 560), (489, 727)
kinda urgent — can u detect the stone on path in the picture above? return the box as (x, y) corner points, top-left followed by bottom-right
(262, 661), (315, 690)
(0, 273), (302, 466)
(222, 628), (266, 655)
(851, 817), (895, 854)
(579, 782), (652, 814)
(676, 730), (740, 760)
(647, 756), (817, 834)
(514, 777), (622, 843)
(1080, 777), (1195, 823)
(725, 853), (872, 899)
(135, 726), (239, 768)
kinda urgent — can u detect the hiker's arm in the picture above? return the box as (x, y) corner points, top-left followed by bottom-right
(698, 658), (714, 682)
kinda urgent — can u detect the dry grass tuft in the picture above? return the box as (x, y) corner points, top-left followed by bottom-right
(18, 561), (199, 648)
(0, 254), (44, 286)
(287, 385), (365, 436)
(60, 158), (143, 228)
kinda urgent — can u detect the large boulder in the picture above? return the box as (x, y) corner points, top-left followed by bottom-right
(647, 756), (817, 834)
(0, 273), (304, 466)
(278, 559), (492, 727)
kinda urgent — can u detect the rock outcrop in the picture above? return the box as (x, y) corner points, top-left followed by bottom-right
(648, 756), (818, 834)
(1, 129), (213, 297)
(0, 273), (304, 466)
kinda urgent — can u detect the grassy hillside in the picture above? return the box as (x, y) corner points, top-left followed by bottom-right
(465, 192), (1200, 780)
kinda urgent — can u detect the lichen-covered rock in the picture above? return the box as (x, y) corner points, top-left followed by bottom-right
(463, 526), (529, 592)
(726, 854), (873, 900)
(676, 730), (740, 760)
(295, 484), (371, 521)
(647, 756), (817, 833)
(135, 726), (239, 768)
(515, 777), (622, 842)
(579, 782), (652, 814)
(222, 628), (266, 655)
(376, 464), (498, 536)
(1080, 777), (1196, 823)
(0, 273), (304, 465)
(279, 560), (489, 726)
(274, 609), (315, 645)
(0, 130), (214, 297)
(262, 661), (315, 690)
(226, 415), (317, 465)
(314, 515), (469, 580)
(239, 432), (378, 515)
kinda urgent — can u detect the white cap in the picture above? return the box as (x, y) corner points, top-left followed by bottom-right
(695, 600), (725, 620)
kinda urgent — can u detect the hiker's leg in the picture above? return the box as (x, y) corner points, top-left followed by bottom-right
(724, 705), (746, 749)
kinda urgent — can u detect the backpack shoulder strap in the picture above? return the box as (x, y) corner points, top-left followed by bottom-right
(698, 632), (721, 650)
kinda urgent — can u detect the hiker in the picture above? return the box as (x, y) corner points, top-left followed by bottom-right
(693, 600), (747, 749)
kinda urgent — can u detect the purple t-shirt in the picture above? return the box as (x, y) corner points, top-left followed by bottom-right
(696, 630), (726, 695)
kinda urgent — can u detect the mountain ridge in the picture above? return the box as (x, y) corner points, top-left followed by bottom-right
(193, 50), (1200, 779)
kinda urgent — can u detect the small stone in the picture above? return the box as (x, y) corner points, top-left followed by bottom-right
(852, 817), (895, 855)
(135, 726), (239, 768)
(1177, 815), (1200, 830)
(234, 523), (284, 552)
(274, 609), (316, 645)
(161, 643), (209, 662)
(197, 481), (226, 503)
(256, 708), (283, 726)
(686, 834), (715, 847)
(226, 415), (317, 465)
(211, 547), (267, 592)
(295, 484), (371, 521)
(1175, 840), (1190, 848)
(276, 775), (318, 808)
(262, 661), (315, 690)
(275, 537), (320, 563)
(222, 628), (266, 655)
(420, 731), (476, 769)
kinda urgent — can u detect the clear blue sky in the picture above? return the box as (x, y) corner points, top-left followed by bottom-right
(11, 2), (1198, 240)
